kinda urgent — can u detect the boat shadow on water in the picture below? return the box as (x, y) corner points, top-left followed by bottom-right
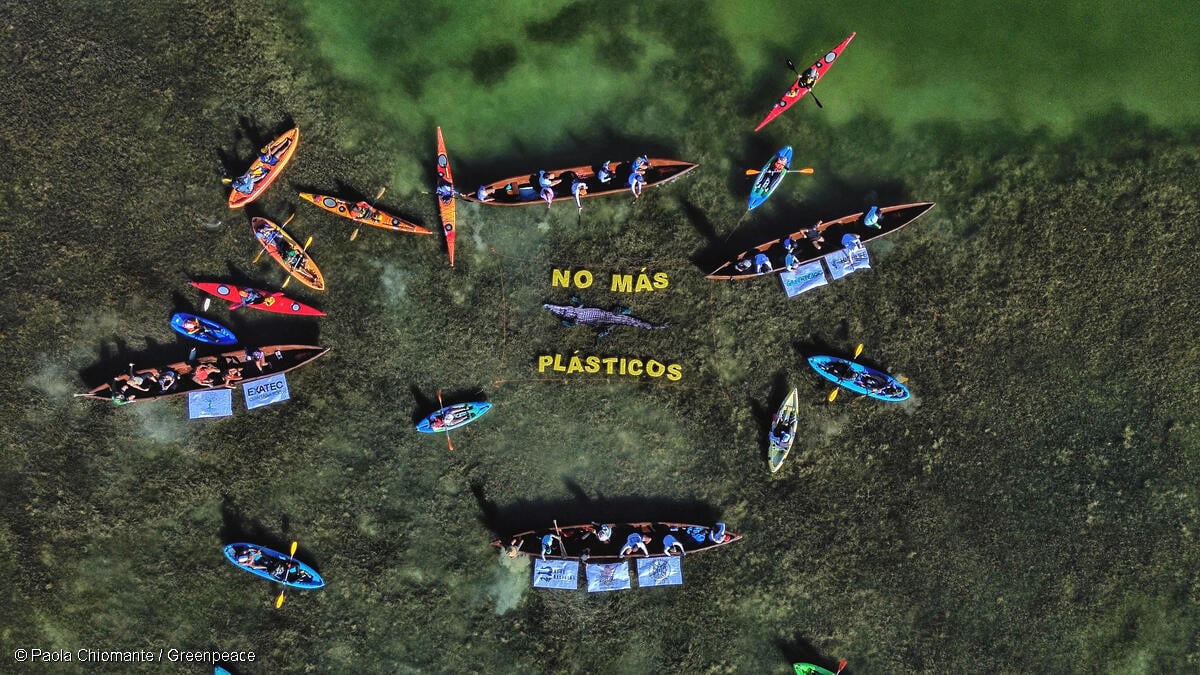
(215, 114), (297, 180)
(218, 495), (322, 571)
(689, 176), (913, 275)
(470, 477), (720, 537)
(774, 632), (846, 675)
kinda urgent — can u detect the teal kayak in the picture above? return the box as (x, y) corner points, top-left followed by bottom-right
(416, 401), (493, 433)
(748, 146), (792, 210)
(807, 355), (909, 401)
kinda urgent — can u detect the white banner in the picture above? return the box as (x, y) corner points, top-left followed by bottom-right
(532, 559), (579, 590)
(636, 556), (683, 587)
(585, 562), (632, 593)
(188, 388), (233, 419)
(779, 260), (829, 297)
(242, 373), (290, 410)
(825, 243), (871, 281)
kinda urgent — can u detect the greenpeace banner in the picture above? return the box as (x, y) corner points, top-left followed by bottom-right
(779, 260), (829, 298)
(636, 556), (684, 588)
(532, 559), (579, 590)
(188, 388), (233, 419)
(242, 373), (290, 410)
(585, 562), (632, 593)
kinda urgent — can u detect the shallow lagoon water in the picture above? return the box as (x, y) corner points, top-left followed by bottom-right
(2, 1), (1199, 673)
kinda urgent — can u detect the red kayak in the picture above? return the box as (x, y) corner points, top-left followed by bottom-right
(754, 33), (855, 132)
(189, 281), (326, 317)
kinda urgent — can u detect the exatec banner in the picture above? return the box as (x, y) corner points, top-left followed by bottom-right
(242, 373), (290, 410)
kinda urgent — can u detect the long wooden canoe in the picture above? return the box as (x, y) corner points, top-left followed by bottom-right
(77, 345), (329, 403)
(707, 202), (935, 281)
(459, 158), (698, 207)
(251, 217), (325, 291)
(298, 192), (431, 235)
(494, 521), (741, 563)
(228, 127), (299, 209)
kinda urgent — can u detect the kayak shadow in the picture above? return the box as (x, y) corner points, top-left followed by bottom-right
(410, 385), (488, 425)
(471, 478), (720, 536)
(774, 633), (846, 674)
(218, 495), (321, 570)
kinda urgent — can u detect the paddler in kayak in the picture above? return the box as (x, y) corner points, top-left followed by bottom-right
(788, 66), (818, 97)
(254, 220), (284, 250)
(351, 201), (376, 219)
(571, 179), (588, 212)
(230, 136), (291, 195)
(180, 316), (218, 342)
(538, 170), (560, 208)
(436, 179), (456, 204)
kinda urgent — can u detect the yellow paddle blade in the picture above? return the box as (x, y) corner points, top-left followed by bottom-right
(374, 187), (387, 201)
(289, 541), (298, 556)
(221, 177), (232, 185)
(302, 235), (313, 251)
(252, 248), (265, 264)
(283, 213), (295, 227)
(798, 167), (815, 174)
(275, 590), (286, 608)
(827, 389), (839, 402)
(282, 276), (291, 289)
(744, 169), (761, 176)
(350, 228), (360, 241)
(853, 343), (864, 358)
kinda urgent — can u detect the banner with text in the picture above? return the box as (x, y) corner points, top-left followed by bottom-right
(532, 559), (579, 590)
(780, 260), (829, 298)
(242, 373), (290, 410)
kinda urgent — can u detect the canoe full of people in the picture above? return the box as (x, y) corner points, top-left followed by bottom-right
(497, 521), (740, 562)
(461, 157), (698, 210)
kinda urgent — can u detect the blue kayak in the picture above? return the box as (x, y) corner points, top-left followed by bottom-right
(222, 543), (325, 589)
(748, 146), (793, 210)
(807, 355), (909, 401)
(416, 401), (493, 433)
(170, 313), (238, 346)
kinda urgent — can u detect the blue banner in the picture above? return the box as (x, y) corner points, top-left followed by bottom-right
(188, 388), (233, 419)
(779, 260), (829, 297)
(636, 556), (684, 587)
(242, 373), (290, 410)
(532, 559), (579, 590)
(585, 562), (632, 593)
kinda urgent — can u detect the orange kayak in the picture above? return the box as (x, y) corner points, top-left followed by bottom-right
(228, 127), (299, 209)
(298, 192), (432, 235)
(435, 127), (456, 266)
(251, 216), (325, 291)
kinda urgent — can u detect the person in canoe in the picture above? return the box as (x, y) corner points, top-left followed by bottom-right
(192, 363), (222, 388)
(588, 522), (613, 543)
(754, 252), (773, 274)
(784, 251), (802, 271)
(571, 179), (589, 212)
(221, 367), (244, 387)
(596, 160), (619, 184)
(734, 258), (753, 273)
(475, 185), (496, 202)
(627, 170), (646, 199)
(631, 155), (651, 174)
(540, 533), (562, 560)
(708, 522), (729, 544)
(864, 205), (883, 229)
(153, 369), (178, 393)
(619, 533), (650, 558)
(770, 417), (794, 446)
(538, 170), (560, 208)
(802, 223), (825, 250)
(662, 533), (686, 556)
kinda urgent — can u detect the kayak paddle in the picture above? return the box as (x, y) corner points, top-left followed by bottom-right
(827, 343), (864, 402)
(786, 59), (823, 109)
(553, 519), (567, 557)
(836, 659), (848, 674)
(275, 540), (298, 608)
(437, 389), (454, 452)
(254, 213), (294, 264)
(745, 167), (815, 176)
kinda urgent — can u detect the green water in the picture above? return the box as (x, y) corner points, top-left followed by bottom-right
(3, 1), (1200, 673)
